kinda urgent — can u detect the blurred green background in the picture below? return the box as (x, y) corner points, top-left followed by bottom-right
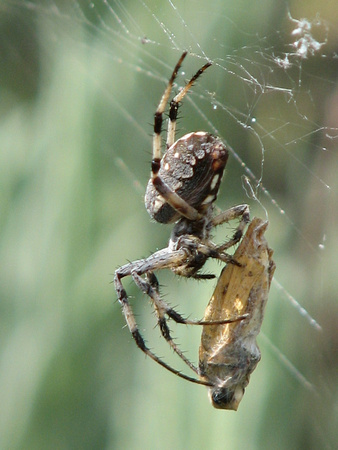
(0, 1), (337, 449)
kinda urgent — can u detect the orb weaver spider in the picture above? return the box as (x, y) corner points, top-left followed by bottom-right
(114, 52), (250, 385)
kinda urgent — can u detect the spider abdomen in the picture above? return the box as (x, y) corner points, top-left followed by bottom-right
(145, 132), (228, 223)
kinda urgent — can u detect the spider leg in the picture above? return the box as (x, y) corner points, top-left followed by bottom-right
(132, 271), (247, 376)
(115, 243), (246, 383)
(141, 272), (247, 326)
(137, 272), (200, 375)
(152, 178), (202, 221)
(166, 60), (211, 148)
(115, 271), (210, 385)
(116, 274), (209, 384)
(140, 270), (247, 327)
(145, 272), (247, 326)
(176, 235), (239, 266)
(151, 53), (212, 222)
(114, 248), (214, 385)
(212, 204), (250, 252)
(153, 51), (187, 163)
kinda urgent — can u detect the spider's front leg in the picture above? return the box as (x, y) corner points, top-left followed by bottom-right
(211, 204), (250, 252)
(186, 204), (250, 267)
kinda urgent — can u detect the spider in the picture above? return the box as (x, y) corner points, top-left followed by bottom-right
(114, 52), (250, 385)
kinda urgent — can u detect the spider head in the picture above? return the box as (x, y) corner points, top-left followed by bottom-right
(145, 132), (228, 224)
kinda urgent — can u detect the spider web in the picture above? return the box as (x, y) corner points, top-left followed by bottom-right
(1, 1), (337, 449)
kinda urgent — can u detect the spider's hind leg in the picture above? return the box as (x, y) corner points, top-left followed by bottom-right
(212, 204), (250, 252)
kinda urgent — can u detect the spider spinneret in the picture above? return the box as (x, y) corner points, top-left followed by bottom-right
(114, 52), (250, 385)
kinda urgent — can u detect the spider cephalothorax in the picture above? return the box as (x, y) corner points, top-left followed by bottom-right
(114, 52), (250, 384)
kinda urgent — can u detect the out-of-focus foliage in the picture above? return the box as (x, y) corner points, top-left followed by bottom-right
(0, 1), (337, 449)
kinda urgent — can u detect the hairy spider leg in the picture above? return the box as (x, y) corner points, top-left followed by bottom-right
(114, 247), (212, 385)
(142, 272), (247, 374)
(153, 52), (187, 162)
(152, 52), (212, 221)
(115, 243), (248, 383)
(212, 204), (251, 252)
(166, 61), (212, 148)
(140, 272), (200, 375)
